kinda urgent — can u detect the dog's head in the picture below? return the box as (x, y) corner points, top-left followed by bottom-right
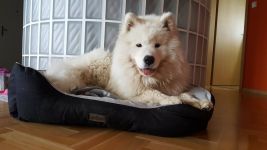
(111, 12), (190, 94)
(115, 12), (182, 78)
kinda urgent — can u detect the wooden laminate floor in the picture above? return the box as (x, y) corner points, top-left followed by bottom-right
(0, 88), (267, 150)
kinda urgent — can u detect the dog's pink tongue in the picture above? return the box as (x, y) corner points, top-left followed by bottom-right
(143, 69), (153, 76)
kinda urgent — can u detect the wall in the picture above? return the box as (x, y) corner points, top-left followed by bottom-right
(243, 0), (267, 92)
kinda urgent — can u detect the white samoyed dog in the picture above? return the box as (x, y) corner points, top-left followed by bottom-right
(45, 12), (213, 109)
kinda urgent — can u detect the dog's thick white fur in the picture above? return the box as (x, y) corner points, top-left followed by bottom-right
(45, 12), (213, 109)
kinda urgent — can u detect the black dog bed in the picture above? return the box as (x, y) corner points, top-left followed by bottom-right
(8, 63), (214, 137)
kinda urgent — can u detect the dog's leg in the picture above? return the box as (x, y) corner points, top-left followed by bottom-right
(178, 93), (213, 110)
(131, 90), (183, 106)
(131, 90), (213, 109)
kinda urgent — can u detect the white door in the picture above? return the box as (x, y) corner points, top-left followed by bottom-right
(0, 0), (23, 70)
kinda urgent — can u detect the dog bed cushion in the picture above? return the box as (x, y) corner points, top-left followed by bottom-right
(8, 63), (215, 137)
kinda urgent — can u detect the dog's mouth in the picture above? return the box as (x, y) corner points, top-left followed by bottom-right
(130, 58), (157, 77)
(137, 68), (156, 76)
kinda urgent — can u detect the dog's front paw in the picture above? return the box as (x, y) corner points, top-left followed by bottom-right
(159, 97), (182, 105)
(199, 100), (213, 110)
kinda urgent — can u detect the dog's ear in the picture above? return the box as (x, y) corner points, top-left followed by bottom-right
(160, 12), (176, 32)
(121, 12), (142, 33)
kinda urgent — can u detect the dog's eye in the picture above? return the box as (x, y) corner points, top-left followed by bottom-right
(155, 43), (161, 48)
(136, 43), (142, 47)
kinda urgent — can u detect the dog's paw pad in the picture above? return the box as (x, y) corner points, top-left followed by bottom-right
(199, 100), (213, 110)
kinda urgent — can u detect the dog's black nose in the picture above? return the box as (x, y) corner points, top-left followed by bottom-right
(144, 55), (155, 66)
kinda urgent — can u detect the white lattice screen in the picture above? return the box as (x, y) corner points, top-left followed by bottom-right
(22, 0), (210, 86)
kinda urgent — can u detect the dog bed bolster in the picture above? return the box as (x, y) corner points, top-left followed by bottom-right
(8, 63), (214, 137)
